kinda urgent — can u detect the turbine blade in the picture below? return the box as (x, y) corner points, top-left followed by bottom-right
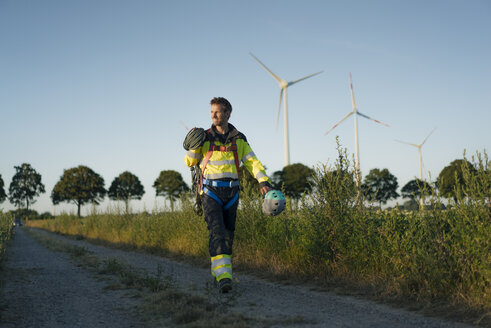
(276, 89), (284, 130)
(289, 71), (323, 86)
(421, 127), (437, 146)
(249, 52), (283, 84)
(324, 112), (353, 135)
(395, 139), (419, 147)
(357, 111), (390, 127)
(349, 73), (357, 110)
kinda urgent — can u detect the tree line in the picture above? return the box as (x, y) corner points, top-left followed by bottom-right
(0, 158), (481, 217)
(0, 164), (188, 217)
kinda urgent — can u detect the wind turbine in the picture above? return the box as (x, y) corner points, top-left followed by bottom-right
(325, 73), (390, 186)
(395, 128), (436, 181)
(250, 53), (323, 166)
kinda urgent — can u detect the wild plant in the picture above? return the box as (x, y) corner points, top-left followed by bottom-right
(0, 212), (13, 263)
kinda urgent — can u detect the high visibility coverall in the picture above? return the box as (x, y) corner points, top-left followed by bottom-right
(184, 123), (271, 282)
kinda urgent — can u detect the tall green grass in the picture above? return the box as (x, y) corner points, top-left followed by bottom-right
(29, 149), (490, 322)
(0, 212), (13, 265)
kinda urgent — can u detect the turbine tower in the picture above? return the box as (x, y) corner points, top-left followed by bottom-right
(250, 53), (323, 166)
(325, 73), (390, 186)
(396, 128), (436, 181)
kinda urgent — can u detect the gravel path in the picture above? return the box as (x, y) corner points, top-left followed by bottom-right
(1, 227), (473, 328)
(0, 227), (142, 328)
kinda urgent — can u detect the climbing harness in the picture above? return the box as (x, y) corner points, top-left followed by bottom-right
(199, 140), (241, 210)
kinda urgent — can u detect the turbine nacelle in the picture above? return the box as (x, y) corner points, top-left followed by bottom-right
(395, 128), (436, 182)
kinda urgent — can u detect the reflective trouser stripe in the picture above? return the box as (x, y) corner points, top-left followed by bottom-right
(214, 266), (232, 280)
(212, 257), (230, 267)
(211, 254), (232, 281)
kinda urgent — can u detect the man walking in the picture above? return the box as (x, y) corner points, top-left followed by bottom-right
(184, 97), (272, 293)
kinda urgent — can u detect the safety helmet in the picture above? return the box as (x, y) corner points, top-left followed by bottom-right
(183, 127), (206, 150)
(262, 190), (286, 216)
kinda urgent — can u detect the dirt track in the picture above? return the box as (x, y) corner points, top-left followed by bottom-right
(0, 227), (472, 327)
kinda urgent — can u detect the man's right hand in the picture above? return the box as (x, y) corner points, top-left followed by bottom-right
(260, 185), (272, 196)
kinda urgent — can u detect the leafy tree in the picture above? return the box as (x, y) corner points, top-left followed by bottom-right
(401, 179), (434, 201)
(437, 159), (476, 201)
(51, 165), (106, 217)
(399, 199), (420, 211)
(8, 163), (45, 211)
(362, 168), (399, 207)
(0, 174), (7, 204)
(273, 163), (315, 201)
(108, 171), (145, 214)
(270, 170), (283, 190)
(318, 168), (356, 195)
(153, 170), (189, 211)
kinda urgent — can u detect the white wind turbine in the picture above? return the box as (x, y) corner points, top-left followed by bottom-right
(250, 53), (323, 166)
(325, 73), (390, 186)
(396, 128), (436, 181)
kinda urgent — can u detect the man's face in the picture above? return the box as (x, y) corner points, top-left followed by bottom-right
(211, 104), (230, 127)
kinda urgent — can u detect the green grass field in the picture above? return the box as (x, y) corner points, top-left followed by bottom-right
(28, 151), (490, 325)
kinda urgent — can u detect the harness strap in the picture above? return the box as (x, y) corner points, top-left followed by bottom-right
(202, 186), (239, 210)
(203, 179), (240, 188)
(199, 139), (241, 194)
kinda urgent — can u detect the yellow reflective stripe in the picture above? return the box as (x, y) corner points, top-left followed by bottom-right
(217, 271), (233, 281)
(257, 175), (269, 183)
(211, 254), (231, 261)
(211, 264), (232, 277)
(203, 165), (236, 174)
(241, 151), (256, 162)
(212, 264), (232, 272)
(186, 150), (202, 159)
(204, 172), (238, 179)
(212, 257), (231, 267)
(185, 148), (203, 167)
(214, 266), (232, 277)
(208, 159), (236, 166)
(255, 171), (267, 179)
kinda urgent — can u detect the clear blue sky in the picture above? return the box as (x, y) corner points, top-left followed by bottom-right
(1, 0), (490, 215)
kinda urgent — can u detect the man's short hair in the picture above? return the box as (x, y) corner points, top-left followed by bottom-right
(210, 97), (232, 113)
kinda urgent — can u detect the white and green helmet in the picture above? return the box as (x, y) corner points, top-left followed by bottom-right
(262, 190), (286, 216)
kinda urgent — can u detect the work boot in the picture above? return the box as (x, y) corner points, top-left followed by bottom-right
(218, 278), (232, 293)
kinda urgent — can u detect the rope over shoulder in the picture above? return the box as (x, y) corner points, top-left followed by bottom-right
(183, 127), (206, 150)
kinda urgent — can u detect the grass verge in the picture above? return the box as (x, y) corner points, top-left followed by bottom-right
(0, 213), (13, 267)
